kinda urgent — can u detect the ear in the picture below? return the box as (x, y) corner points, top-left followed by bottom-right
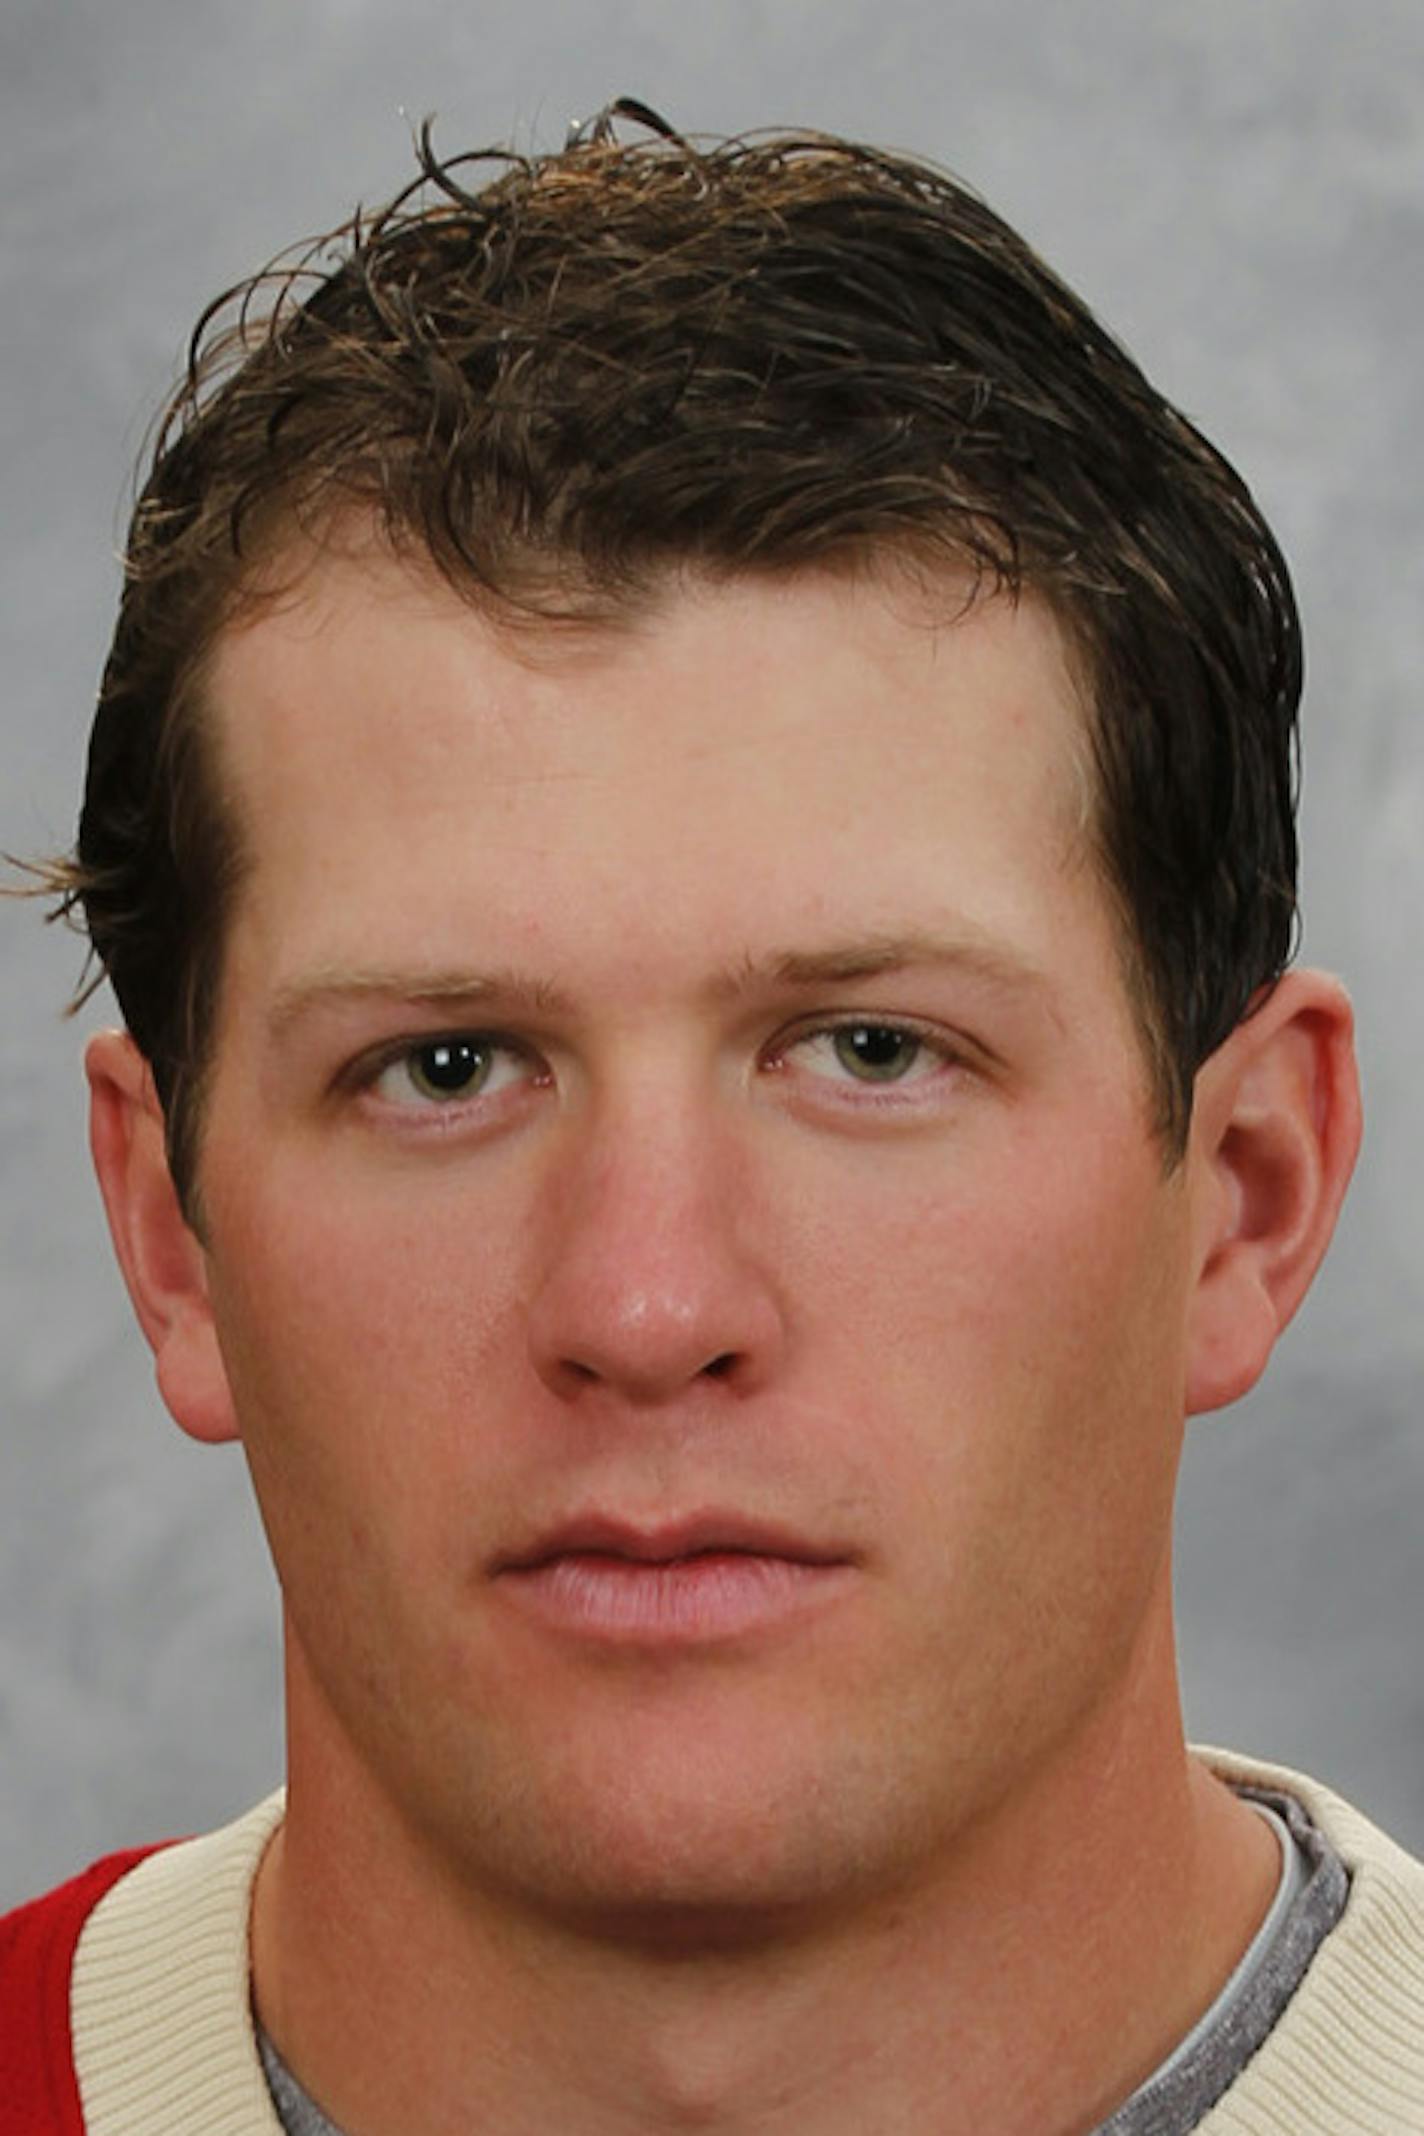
(1184, 969), (1361, 1416)
(85, 1029), (240, 1445)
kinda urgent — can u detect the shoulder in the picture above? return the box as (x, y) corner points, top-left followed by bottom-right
(1195, 1748), (1424, 2134)
(0, 1793), (285, 2135)
(0, 1843), (170, 2135)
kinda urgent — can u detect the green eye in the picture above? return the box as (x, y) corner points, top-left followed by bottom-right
(831, 1025), (924, 1081)
(403, 1038), (495, 1101)
(366, 1032), (534, 1112)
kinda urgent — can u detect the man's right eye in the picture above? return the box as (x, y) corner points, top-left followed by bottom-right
(370, 1036), (529, 1107)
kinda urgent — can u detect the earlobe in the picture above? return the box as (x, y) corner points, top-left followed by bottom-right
(85, 1029), (240, 1445)
(1184, 970), (1362, 1417)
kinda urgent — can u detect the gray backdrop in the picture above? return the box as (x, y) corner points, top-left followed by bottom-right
(3, 0), (1422, 1907)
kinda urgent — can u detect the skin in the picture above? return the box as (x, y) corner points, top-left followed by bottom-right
(89, 544), (1360, 2134)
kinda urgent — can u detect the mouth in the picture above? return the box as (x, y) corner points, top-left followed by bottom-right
(491, 1514), (855, 1645)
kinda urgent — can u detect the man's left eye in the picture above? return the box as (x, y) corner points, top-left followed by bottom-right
(371, 1036), (526, 1107)
(793, 1023), (941, 1085)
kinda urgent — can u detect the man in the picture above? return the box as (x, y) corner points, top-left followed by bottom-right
(3, 98), (1419, 2135)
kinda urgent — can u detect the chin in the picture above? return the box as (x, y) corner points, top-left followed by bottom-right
(426, 1711), (938, 1946)
(491, 1802), (863, 1947)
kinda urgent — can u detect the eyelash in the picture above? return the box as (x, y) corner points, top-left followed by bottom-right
(352, 1016), (964, 1120)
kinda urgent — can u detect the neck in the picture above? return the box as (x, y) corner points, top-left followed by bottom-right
(252, 1596), (1277, 2136)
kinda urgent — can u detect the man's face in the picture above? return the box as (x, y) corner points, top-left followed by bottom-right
(192, 548), (1199, 1924)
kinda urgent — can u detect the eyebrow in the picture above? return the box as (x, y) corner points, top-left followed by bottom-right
(730, 931), (1050, 997)
(267, 929), (1051, 1039)
(267, 967), (577, 1038)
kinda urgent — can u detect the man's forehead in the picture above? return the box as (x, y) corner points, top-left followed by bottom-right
(201, 550), (1106, 1058)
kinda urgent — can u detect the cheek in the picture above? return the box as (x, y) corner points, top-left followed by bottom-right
(820, 1139), (1188, 1750)
(788, 1121), (1190, 1564)
(203, 1154), (534, 1535)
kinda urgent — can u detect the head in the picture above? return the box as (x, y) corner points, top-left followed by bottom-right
(56, 104), (1299, 1213)
(72, 110), (1360, 1936)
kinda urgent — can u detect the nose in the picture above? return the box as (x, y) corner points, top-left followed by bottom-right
(526, 1097), (787, 1407)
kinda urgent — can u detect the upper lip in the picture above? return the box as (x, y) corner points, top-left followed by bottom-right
(495, 1512), (851, 1573)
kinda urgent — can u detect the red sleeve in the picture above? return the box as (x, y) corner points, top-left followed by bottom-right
(0, 1845), (169, 2134)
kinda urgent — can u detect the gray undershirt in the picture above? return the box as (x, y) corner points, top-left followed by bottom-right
(1097, 1785), (1348, 2135)
(257, 1783), (1349, 2136)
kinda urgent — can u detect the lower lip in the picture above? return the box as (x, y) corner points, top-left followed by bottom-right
(495, 1551), (850, 1644)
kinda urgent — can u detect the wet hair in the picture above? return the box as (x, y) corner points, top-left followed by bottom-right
(38, 99), (1300, 1208)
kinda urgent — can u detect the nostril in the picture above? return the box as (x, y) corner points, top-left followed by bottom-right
(552, 1349), (740, 1393)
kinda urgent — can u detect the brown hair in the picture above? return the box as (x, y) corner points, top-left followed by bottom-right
(40, 102), (1301, 1207)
